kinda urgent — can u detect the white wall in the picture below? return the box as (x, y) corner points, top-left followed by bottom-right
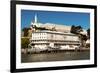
(0, 0), (99, 73)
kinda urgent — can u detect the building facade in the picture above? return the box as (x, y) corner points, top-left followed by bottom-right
(30, 30), (80, 50)
(29, 14), (81, 51)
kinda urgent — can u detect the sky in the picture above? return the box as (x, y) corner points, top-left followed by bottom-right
(21, 10), (90, 30)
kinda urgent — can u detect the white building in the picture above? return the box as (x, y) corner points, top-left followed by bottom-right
(30, 30), (80, 50)
(29, 14), (81, 51)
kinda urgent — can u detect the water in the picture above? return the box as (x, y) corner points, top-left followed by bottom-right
(21, 51), (90, 63)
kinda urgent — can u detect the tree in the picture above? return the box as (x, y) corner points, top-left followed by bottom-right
(80, 34), (88, 47)
(81, 35), (87, 41)
(76, 26), (83, 33)
(70, 25), (76, 33)
(70, 25), (88, 47)
(70, 25), (83, 34)
(21, 38), (30, 49)
(22, 27), (30, 37)
(87, 28), (90, 39)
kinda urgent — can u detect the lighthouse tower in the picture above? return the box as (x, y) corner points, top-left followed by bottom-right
(34, 14), (37, 23)
(30, 14), (39, 31)
(30, 14), (38, 27)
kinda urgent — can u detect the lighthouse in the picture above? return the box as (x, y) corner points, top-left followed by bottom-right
(30, 14), (39, 32)
(34, 14), (37, 23)
(30, 14), (38, 27)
